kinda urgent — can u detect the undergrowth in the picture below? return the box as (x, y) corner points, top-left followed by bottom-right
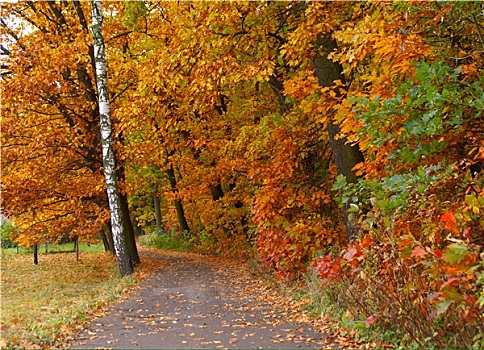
(304, 237), (484, 349)
(298, 270), (431, 349)
(138, 229), (194, 252)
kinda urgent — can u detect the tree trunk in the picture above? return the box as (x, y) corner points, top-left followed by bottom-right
(269, 74), (292, 114)
(153, 183), (163, 231)
(314, 35), (365, 242)
(100, 226), (112, 252)
(119, 190), (140, 265)
(91, 0), (133, 276)
(210, 182), (225, 201)
(136, 225), (145, 236)
(104, 224), (116, 254)
(74, 235), (80, 261)
(166, 164), (190, 232)
(33, 244), (38, 265)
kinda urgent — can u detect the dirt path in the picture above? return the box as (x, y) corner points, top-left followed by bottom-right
(70, 249), (336, 349)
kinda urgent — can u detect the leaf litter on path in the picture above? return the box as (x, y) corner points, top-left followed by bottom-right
(70, 247), (374, 349)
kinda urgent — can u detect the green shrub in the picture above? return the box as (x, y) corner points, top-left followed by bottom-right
(1, 219), (17, 249)
(139, 230), (193, 252)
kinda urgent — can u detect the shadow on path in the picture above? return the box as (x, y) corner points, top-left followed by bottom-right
(70, 249), (336, 349)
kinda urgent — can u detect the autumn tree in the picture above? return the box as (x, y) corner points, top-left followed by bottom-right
(1, 1), (108, 249)
(90, 1), (351, 275)
(1, 1), (139, 266)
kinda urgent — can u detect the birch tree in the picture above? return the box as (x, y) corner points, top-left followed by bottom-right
(91, 0), (133, 276)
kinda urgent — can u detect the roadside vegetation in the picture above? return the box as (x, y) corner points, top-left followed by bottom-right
(138, 229), (194, 253)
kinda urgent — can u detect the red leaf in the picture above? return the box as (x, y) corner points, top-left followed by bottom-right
(439, 277), (461, 291)
(440, 211), (459, 233)
(411, 246), (427, 258)
(365, 314), (378, 328)
(440, 211), (456, 223)
(343, 247), (358, 261)
(434, 249), (443, 259)
(464, 294), (477, 306)
(360, 234), (372, 248)
(463, 227), (472, 239)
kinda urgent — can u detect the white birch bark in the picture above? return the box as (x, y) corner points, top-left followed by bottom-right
(91, 0), (133, 276)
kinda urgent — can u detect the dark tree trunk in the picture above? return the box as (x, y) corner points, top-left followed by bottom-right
(116, 160), (140, 265)
(33, 244), (38, 265)
(119, 190), (140, 265)
(269, 74), (292, 114)
(74, 235), (79, 261)
(133, 216), (145, 236)
(100, 227), (111, 252)
(102, 224), (115, 254)
(153, 183), (163, 231)
(314, 35), (365, 242)
(136, 225), (145, 236)
(167, 164), (190, 232)
(210, 182), (225, 201)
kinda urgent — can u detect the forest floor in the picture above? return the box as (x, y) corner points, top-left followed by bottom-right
(69, 247), (345, 349)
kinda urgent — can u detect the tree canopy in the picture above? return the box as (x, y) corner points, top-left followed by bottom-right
(1, 1), (483, 346)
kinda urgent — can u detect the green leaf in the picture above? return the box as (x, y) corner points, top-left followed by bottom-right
(271, 114), (284, 127)
(384, 216), (391, 228)
(442, 243), (468, 264)
(435, 299), (452, 316)
(353, 321), (366, 331)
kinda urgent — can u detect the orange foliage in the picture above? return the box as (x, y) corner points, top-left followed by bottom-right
(2, 2), (482, 312)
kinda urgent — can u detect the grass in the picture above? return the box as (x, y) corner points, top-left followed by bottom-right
(1, 243), (137, 348)
(1, 242), (104, 256)
(138, 231), (193, 252)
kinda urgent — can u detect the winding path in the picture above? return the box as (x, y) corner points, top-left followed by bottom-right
(70, 249), (335, 349)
